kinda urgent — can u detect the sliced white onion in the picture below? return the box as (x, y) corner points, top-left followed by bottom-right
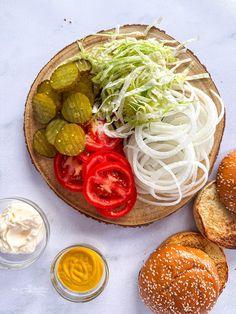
(124, 85), (223, 206)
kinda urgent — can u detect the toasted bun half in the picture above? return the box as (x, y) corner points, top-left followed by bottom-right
(194, 180), (236, 249)
(162, 231), (228, 294)
(138, 243), (220, 314)
(216, 150), (236, 214)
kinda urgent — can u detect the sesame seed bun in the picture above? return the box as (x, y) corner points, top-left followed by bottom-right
(194, 181), (236, 249)
(216, 150), (236, 214)
(138, 232), (228, 314)
(162, 231), (228, 293)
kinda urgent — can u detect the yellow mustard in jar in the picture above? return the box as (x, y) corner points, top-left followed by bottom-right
(56, 246), (104, 293)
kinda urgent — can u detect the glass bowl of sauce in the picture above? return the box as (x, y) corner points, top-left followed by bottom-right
(0, 197), (50, 269)
(50, 244), (109, 302)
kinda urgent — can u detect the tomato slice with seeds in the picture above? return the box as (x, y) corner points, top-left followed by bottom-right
(77, 147), (93, 163)
(83, 162), (136, 209)
(96, 191), (137, 219)
(86, 120), (121, 151)
(54, 153), (83, 192)
(83, 150), (131, 178)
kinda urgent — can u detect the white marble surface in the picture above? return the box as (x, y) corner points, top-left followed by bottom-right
(0, 0), (236, 313)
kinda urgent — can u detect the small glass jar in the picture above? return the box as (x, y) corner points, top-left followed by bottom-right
(50, 244), (109, 302)
(0, 197), (50, 269)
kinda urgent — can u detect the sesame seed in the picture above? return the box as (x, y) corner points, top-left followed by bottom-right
(139, 244), (220, 313)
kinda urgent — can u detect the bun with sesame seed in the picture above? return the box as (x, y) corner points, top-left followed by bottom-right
(194, 180), (236, 249)
(138, 232), (228, 314)
(162, 231), (228, 294)
(216, 150), (236, 214)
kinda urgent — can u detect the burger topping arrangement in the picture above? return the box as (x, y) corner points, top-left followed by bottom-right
(31, 29), (224, 219)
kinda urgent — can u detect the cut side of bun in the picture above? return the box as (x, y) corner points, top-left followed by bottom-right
(162, 231), (228, 294)
(194, 180), (236, 249)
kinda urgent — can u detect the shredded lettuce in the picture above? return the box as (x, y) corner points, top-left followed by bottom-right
(74, 36), (209, 130)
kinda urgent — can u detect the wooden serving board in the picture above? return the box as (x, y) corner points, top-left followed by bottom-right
(24, 24), (225, 226)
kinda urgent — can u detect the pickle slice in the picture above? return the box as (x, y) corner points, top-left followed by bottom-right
(37, 80), (55, 94)
(50, 63), (79, 92)
(55, 123), (86, 156)
(62, 92), (92, 124)
(76, 59), (92, 73)
(62, 82), (94, 104)
(75, 82), (94, 104)
(45, 119), (68, 145)
(32, 93), (56, 124)
(33, 129), (57, 158)
(80, 72), (93, 89)
(37, 80), (61, 110)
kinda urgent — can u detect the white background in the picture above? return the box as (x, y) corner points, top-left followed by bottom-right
(0, 0), (236, 313)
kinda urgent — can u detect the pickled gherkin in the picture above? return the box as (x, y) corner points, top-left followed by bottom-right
(75, 82), (94, 104)
(32, 93), (56, 124)
(62, 92), (92, 124)
(62, 82), (94, 105)
(45, 119), (68, 145)
(37, 80), (52, 93)
(80, 72), (93, 90)
(50, 63), (79, 92)
(54, 123), (86, 156)
(33, 129), (57, 157)
(76, 59), (92, 73)
(37, 80), (61, 109)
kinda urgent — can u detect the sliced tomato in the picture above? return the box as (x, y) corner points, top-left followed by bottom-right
(54, 153), (83, 192)
(96, 191), (137, 219)
(77, 147), (93, 163)
(86, 120), (121, 151)
(83, 150), (131, 178)
(115, 141), (125, 156)
(83, 162), (136, 209)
